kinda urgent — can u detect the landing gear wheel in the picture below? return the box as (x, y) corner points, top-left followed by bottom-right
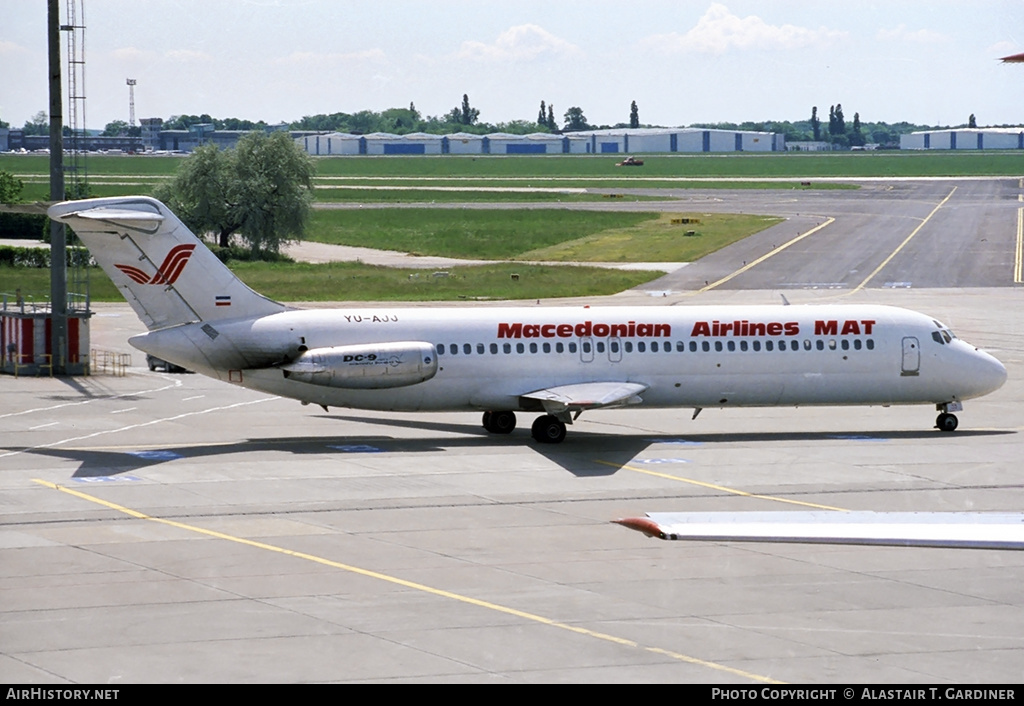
(483, 410), (516, 434)
(936, 412), (959, 432)
(531, 414), (567, 444)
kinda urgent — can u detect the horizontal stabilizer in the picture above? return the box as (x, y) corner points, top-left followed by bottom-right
(522, 381), (648, 415)
(614, 511), (1024, 550)
(65, 207), (166, 224)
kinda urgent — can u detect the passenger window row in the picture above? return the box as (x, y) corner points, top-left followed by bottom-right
(435, 338), (875, 355)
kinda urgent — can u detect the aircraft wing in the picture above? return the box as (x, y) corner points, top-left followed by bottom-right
(522, 381), (648, 416)
(614, 511), (1024, 550)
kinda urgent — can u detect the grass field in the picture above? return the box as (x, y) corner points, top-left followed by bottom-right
(4, 149), (1022, 183)
(4, 150), (1017, 301)
(1, 261), (661, 303)
(308, 209), (781, 262)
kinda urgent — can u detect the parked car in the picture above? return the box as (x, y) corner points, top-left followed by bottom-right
(146, 354), (187, 373)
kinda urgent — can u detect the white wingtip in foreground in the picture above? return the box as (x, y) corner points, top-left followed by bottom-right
(614, 512), (1024, 550)
(50, 195), (1007, 444)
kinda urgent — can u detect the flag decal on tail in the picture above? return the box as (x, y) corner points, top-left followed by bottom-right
(114, 244), (196, 285)
(215, 296), (231, 307)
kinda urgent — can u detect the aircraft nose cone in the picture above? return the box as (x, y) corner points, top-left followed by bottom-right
(968, 349), (1007, 398)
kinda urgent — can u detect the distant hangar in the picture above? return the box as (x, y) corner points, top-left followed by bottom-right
(900, 127), (1024, 150)
(296, 127), (784, 156)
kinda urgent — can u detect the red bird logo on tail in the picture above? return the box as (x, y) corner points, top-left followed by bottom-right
(115, 244), (196, 285)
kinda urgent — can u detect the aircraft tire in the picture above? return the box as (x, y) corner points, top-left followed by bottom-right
(531, 415), (566, 444)
(936, 412), (959, 432)
(484, 410), (516, 434)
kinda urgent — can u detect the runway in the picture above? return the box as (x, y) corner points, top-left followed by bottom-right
(2, 178), (1023, 683)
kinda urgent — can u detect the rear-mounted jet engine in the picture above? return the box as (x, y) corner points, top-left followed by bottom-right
(281, 341), (437, 389)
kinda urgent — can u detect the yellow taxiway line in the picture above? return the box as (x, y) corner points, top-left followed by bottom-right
(32, 477), (783, 684)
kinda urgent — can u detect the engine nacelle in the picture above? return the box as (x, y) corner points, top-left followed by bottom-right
(280, 341), (438, 389)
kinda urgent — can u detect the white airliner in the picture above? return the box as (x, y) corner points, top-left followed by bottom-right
(49, 196), (1006, 444)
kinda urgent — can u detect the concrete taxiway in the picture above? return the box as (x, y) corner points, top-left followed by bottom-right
(2, 178), (1022, 683)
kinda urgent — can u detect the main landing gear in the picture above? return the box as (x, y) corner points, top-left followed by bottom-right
(935, 401), (962, 432)
(482, 411), (568, 444)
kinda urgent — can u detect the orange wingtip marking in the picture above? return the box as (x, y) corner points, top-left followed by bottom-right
(613, 517), (665, 538)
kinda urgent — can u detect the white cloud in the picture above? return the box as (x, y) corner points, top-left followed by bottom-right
(877, 25), (947, 44)
(165, 49), (214, 63)
(111, 46), (157, 62)
(644, 3), (846, 55)
(273, 48), (387, 66)
(455, 24), (580, 62)
(0, 40), (30, 56)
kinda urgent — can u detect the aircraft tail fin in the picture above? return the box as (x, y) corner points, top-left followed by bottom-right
(49, 196), (287, 331)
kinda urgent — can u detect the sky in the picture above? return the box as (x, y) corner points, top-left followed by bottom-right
(1, 1), (1022, 132)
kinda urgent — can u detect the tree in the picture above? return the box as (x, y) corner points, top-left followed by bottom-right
(547, 104), (555, 130)
(810, 106), (821, 141)
(154, 131), (315, 255)
(23, 111), (49, 136)
(850, 112), (865, 147)
(459, 94), (479, 126)
(834, 104), (846, 136)
(969, 114), (977, 128)
(629, 101), (639, 129)
(102, 120), (130, 137)
(538, 100), (547, 126)
(563, 106), (589, 131)
(0, 170), (24, 203)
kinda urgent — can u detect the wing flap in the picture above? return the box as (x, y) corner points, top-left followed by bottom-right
(614, 511), (1024, 550)
(522, 381), (648, 415)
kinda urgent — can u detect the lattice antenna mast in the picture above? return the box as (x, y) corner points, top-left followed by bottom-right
(61, 0), (87, 198)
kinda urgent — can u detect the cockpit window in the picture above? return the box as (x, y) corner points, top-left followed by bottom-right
(932, 331), (945, 345)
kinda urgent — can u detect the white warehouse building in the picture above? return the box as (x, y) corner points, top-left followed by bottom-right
(297, 127), (785, 156)
(900, 127), (1024, 150)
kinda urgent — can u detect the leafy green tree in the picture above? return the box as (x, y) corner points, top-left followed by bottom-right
(850, 112), (865, 146)
(154, 132), (315, 255)
(460, 94), (480, 126)
(629, 101), (639, 129)
(0, 170), (24, 203)
(810, 106), (821, 140)
(547, 104), (555, 130)
(23, 111), (49, 136)
(563, 106), (589, 131)
(968, 114), (977, 128)
(102, 120), (129, 136)
(538, 100), (547, 126)
(834, 104), (846, 135)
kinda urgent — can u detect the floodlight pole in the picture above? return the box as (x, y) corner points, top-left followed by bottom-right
(48, 0), (68, 374)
